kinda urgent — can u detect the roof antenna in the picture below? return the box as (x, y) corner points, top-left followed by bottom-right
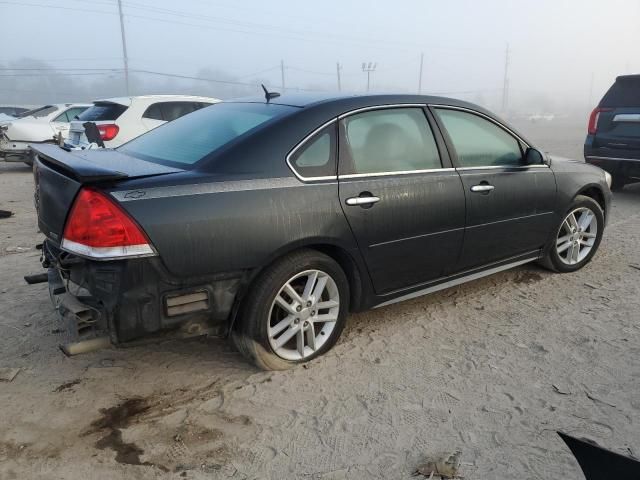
(261, 84), (281, 103)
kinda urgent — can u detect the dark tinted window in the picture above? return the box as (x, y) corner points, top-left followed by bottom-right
(28, 105), (58, 118)
(142, 103), (163, 120)
(435, 108), (523, 167)
(142, 102), (208, 122)
(600, 76), (640, 107)
(160, 102), (198, 121)
(340, 108), (441, 174)
(77, 103), (128, 121)
(120, 102), (295, 167)
(290, 124), (336, 178)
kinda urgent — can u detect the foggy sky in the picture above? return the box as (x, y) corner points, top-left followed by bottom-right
(1, 0), (639, 113)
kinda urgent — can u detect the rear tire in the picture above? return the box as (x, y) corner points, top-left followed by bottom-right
(540, 195), (604, 273)
(232, 249), (350, 370)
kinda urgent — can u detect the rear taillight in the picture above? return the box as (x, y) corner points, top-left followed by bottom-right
(97, 123), (119, 141)
(61, 188), (155, 259)
(587, 107), (612, 135)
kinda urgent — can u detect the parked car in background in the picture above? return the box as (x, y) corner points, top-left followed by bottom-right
(65, 95), (220, 149)
(585, 74), (640, 190)
(32, 93), (611, 369)
(0, 103), (89, 163)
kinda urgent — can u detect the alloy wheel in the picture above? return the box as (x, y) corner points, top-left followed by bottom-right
(267, 269), (340, 361)
(556, 207), (598, 265)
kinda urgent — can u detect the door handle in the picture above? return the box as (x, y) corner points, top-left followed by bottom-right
(345, 196), (380, 206)
(470, 184), (495, 193)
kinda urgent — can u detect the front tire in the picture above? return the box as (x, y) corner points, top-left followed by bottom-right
(540, 195), (604, 273)
(232, 249), (350, 370)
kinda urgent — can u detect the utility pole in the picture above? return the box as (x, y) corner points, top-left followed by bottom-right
(501, 43), (510, 114)
(280, 59), (285, 91)
(116, 0), (130, 96)
(362, 62), (377, 92)
(418, 52), (424, 94)
(336, 62), (342, 91)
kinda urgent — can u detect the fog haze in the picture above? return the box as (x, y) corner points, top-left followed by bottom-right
(1, 0), (639, 115)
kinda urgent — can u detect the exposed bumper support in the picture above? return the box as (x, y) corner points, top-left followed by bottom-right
(43, 240), (242, 347)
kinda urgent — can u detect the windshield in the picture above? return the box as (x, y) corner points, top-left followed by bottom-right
(120, 102), (295, 168)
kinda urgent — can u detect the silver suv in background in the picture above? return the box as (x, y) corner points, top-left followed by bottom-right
(66, 95), (220, 149)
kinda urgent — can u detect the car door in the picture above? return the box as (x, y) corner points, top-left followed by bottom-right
(337, 106), (466, 294)
(432, 106), (557, 271)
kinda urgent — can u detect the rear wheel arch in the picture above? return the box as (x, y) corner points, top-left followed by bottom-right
(226, 242), (366, 336)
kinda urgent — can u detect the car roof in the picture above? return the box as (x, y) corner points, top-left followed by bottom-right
(95, 95), (221, 107)
(226, 91), (488, 112)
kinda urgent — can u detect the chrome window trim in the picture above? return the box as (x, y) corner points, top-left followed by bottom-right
(285, 118), (339, 182)
(429, 104), (531, 148)
(337, 103), (427, 119)
(455, 164), (549, 171)
(339, 167), (455, 180)
(430, 104), (551, 170)
(338, 103), (449, 179)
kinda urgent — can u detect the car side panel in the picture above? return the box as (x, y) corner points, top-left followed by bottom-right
(115, 178), (361, 278)
(550, 159), (612, 222)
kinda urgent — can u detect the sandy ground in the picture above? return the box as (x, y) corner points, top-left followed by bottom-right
(1, 122), (639, 479)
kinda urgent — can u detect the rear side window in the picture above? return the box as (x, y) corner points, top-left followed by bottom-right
(54, 107), (87, 122)
(339, 107), (441, 175)
(435, 108), (523, 168)
(120, 102), (295, 167)
(77, 103), (128, 121)
(600, 77), (640, 107)
(289, 124), (336, 178)
(142, 102), (206, 122)
(142, 103), (163, 120)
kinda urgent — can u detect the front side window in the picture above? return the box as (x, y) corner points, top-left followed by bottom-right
(121, 102), (295, 167)
(339, 107), (441, 175)
(435, 108), (523, 168)
(289, 124), (336, 178)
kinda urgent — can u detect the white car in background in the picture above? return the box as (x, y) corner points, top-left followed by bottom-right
(0, 104), (90, 162)
(66, 95), (220, 149)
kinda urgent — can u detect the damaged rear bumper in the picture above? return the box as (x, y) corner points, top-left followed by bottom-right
(43, 240), (242, 346)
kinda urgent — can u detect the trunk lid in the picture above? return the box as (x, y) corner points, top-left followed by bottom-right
(32, 143), (181, 243)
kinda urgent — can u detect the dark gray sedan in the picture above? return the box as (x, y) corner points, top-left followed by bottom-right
(32, 93), (611, 369)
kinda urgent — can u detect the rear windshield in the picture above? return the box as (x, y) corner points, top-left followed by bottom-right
(119, 102), (295, 168)
(77, 103), (128, 121)
(600, 77), (640, 107)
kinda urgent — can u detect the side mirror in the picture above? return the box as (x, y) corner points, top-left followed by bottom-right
(525, 147), (545, 165)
